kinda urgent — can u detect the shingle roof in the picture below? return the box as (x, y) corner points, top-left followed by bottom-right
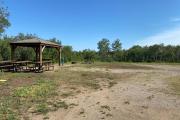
(10, 38), (62, 48)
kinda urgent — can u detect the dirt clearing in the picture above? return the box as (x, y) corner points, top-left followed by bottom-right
(0, 63), (180, 120)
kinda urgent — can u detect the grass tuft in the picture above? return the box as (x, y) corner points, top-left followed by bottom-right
(108, 81), (117, 88)
(35, 103), (49, 115)
(101, 105), (111, 111)
(53, 101), (69, 109)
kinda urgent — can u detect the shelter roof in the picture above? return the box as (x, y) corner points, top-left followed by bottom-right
(10, 38), (62, 48)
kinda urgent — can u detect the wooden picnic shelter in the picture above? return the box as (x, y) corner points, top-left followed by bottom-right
(10, 38), (63, 71)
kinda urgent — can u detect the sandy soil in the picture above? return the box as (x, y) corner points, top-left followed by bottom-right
(31, 64), (180, 120)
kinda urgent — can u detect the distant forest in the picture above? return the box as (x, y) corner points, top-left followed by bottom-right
(0, 33), (180, 63)
(0, 4), (180, 63)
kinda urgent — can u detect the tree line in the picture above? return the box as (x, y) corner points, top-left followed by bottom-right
(0, 34), (180, 63)
(96, 39), (180, 63)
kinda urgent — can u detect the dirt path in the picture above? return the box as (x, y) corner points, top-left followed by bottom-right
(31, 65), (180, 120)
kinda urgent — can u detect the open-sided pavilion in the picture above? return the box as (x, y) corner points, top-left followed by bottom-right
(10, 38), (63, 68)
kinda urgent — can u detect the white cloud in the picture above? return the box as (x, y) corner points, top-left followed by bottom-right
(170, 17), (180, 22)
(137, 27), (180, 46)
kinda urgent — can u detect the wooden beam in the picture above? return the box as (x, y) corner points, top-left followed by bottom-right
(56, 47), (61, 66)
(60, 48), (62, 66)
(11, 45), (16, 61)
(40, 45), (42, 66)
(42, 45), (46, 52)
(57, 48), (60, 66)
(35, 47), (39, 62)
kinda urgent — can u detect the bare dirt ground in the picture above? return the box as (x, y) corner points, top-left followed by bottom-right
(31, 64), (180, 120)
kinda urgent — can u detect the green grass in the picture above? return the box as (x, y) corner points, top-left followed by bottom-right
(35, 103), (49, 115)
(13, 80), (57, 99)
(0, 78), (58, 119)
(0, 97), (19, 120)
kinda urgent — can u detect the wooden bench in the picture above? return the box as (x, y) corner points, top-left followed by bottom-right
(43, 65), (54, 71)
(48, 65), (54, 71)
(0, 65), (14, 72)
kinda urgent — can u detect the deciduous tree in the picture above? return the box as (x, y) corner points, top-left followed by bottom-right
(0, 3), (10, 34)
(97, 38), (110, 61)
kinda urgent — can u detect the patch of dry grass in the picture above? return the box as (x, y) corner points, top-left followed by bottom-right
(167, 76), (180, 95)
(0, 62), (143, 119)
(0, 66), (119, 119)
(80, 62), (155, 70)
(51, 69), (119, 90)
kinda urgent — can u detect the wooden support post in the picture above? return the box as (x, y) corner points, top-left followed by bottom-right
(60, 48), (62, 66)
(39, 45), (42, 66)
(56, 47), (62, 66)
(42, 45), (46, 52)
(36, 48), (38, 62)
(58, 48), (60, 66)
(11, 45), (16, 61)
(34, 47), (39, 62)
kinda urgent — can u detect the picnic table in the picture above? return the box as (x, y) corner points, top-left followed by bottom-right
(0, 61), (12, 64)
(0, 60), (54, 72)
(11, 61), (32, 72)
(0, 61), (13, 72)
(34, 61), (54, 72)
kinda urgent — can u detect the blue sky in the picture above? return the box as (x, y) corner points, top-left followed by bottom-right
(2, 0), (180, 51)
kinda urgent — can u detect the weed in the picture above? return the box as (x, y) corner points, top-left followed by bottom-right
(53, 101), (68, 109)
(147, 95), (154, 100)
(107, 75), (114, 80)
(79, 108), (85, 115)
(61, 92), (73, 98)
(35, 103), (49, 115)
(142, 105), (148, 109)
(85, 82), (101, 89)
(124, 101), (130, 105)
(101, 105), (111, 111)
(81, 73), (88, 77)
(43, 116), (49, 120)
(69, 103), (78, 106)
(108, 81), (117, 88)
(106, 113), (113, 117)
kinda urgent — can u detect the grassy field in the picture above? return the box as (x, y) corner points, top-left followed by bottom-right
(0, 63), (125, 119)
(0, 62), (180, 120)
